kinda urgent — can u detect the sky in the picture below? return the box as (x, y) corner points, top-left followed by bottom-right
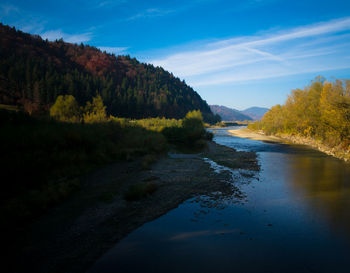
(1, 0), (350, 110)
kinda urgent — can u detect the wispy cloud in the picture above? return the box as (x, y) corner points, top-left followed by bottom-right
(0, 3), (19, 16)
(98, 46), (128, 54)
(216, 0), (279, 14)
(98, 1), (114, 7)
(127, 8), (174, 21)
(96, 0), (127, 8)
(0, 3), (93, 45)
(126, 0), (220, 21)
(150, 17), (350, 86)
(19, 20), (46, 34)
(41, 30), (92, 43)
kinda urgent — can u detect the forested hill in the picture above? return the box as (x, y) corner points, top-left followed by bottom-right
(0, 24), (219, 122)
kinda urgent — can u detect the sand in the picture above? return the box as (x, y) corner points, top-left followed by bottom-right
(228, 128), (285, 143)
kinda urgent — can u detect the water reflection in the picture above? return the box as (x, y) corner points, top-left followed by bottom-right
(88, 128), (350, 273)
(215, 129), (350, 241)
(285, 152), (350, 241)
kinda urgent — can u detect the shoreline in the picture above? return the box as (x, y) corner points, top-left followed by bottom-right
(276, 133), (350, 162)
(228, 128), (349, 162)
(227, 128), (287, 143)
(17, 141), (259, 273)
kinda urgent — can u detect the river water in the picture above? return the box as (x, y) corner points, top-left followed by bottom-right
(88, 127), (350, 273)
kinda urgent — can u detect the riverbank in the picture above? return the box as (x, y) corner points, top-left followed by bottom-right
(15, 141), (259, 273)
(228, 128), (350, 162)
(227, 128), (287, 143)
(277, 133), (350, 162)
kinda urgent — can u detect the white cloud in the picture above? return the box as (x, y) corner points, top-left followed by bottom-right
(98, 46), (128, 54)
(127, 8), (175, 21)
(41, 30), (92, 43)
(150, 17), (350, 86)
(241, 17), (350, 47)
(193, 63), (350, 86)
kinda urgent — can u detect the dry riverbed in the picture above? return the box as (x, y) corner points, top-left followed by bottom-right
(17, 141), (259, 273)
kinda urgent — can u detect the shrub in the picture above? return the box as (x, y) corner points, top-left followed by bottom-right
(83, 95), (107, 123)
(50, 95), (80, 122)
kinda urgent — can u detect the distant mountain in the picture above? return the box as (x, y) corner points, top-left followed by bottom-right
(0, 23), (219, 123)
(210, 105), (269, 121)
(210, 105), (252, 121)
(242, 107), (269, 120)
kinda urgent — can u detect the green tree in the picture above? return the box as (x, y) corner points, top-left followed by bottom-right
(181, 110), (205, 146)
(50, 95), (80, 122)
(83, 95), (107, 123)
(184, 109), (203, 121)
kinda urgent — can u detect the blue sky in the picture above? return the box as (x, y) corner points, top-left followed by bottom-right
(1, 0), (350, 110)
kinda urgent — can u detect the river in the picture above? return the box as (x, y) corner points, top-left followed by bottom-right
(88, 127), (350, 273)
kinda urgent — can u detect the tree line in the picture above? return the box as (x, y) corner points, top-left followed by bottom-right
(249, 77), (350, 150)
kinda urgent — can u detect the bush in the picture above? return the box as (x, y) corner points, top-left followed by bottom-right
(161, 110), (208, 149)
(50, 95), (80, 122)
(83, 95), (107, 123)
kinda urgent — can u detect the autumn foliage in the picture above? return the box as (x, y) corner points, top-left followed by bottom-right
(249, 77), (350, 151)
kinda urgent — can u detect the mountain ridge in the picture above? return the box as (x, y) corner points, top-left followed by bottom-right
(210, 105), (252, 121)
(241, 107), (269, 120)
(210, 105), (269, 121)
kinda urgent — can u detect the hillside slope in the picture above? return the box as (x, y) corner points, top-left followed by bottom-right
(210, 105), (252, 121)
(0, 24), (219, 122)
